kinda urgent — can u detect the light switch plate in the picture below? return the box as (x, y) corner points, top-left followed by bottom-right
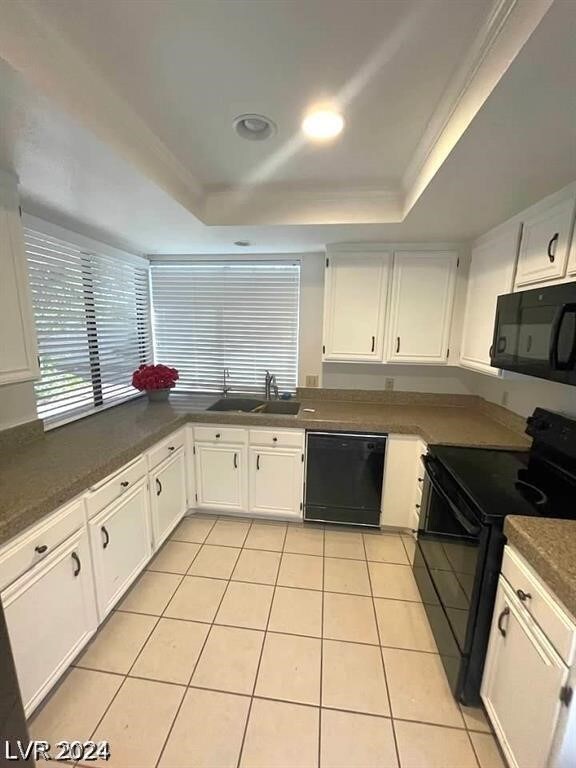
(305, 374), (319, 387)
(385, 377), (395, 391)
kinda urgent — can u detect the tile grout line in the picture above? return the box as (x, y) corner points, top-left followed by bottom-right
(318, 525), (326, 768)
(235, 519), (288, 768)
(154, 519), (237, 768)
(362, 532), (403, 768)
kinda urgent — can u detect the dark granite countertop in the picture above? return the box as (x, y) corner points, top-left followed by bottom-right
(0, 393), (529, 547)
(504, 516), (576, 621)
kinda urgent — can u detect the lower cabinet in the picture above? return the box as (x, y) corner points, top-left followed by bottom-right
(2, 528), (97, 715)
(482, 577), (568, 768)
(381, 435), (426, 529)
(149, 449), (187, 548)
(195, 443), (246, 513)
(89, 479), (152, 619)
(248, 446), (303, 519)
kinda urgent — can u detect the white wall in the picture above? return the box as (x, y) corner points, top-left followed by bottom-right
(462, 369), (576, 418)
(0, 381), (38, 430)
(298, 252), (324, 387)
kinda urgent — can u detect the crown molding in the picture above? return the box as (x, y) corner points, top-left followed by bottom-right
(402, 0), (554, 215)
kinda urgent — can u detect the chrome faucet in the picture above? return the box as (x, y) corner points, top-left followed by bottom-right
(222, 368), (232, 397)
(264, 370), (279, 400)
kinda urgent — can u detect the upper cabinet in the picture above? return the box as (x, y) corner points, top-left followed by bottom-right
(387, 251), (457, 364)
(322, 251), (390, 362)
(460, 224), (520, 376)
(0, 172), (39, 386)
(515, 191), (576, 288)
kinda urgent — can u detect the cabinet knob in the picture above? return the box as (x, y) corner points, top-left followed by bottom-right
(415, 504), (421, 509)
(273, 436), (278, 443)
(167, 445), (175, 452)
(215, 433), (221, 439)
(34, 544), (48, 554)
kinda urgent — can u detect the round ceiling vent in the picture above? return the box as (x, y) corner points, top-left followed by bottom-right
(233, 114), (277, 141)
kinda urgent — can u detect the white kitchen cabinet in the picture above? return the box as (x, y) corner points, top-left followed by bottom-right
(387, 251), (457, 363)
(185, 424), (196, 508)
(460, 224), (520, 376)
(0, 171), (39, 386)
(323, 251), (390, 361)
(2, 528), (97, 716)
(515, 193), (576, 288)
(149, 450), (187, 548)
(195, 443), (246, 513)
(380, 435), (426, 529)
(482, 577), (568, 768)
(89, 479), (152, 619)
(248, 446), (303, 520)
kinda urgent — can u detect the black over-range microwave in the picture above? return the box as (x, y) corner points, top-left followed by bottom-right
(490, 281), (576, 385)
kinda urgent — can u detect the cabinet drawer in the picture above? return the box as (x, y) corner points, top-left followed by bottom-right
(502, 546), (576, 665)
(194, 425), (248, 445)
(148, 429), (186, 471)
(0, 499), (85, 592)
(86, 456), (147, 519)
(249, 429), (304, 449)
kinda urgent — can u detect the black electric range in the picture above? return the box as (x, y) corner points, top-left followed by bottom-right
(413, 408), (576, 705)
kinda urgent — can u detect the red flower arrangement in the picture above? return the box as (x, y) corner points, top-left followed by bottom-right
(132, 364), (179, 391)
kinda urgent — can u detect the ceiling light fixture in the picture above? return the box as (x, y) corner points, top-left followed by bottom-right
(302, 108), (344, 142)
(233, 114), (277, 141)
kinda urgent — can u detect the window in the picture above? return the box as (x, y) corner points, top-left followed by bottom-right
(150, 260), (300, 395)
(25, 228), (152, 425)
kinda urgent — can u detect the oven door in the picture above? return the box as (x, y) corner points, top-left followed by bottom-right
(414, 455), (490, 699)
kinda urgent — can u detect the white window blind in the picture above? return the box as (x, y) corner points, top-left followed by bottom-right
(25, 228), (152, 425)
(150, 260), (300, 395)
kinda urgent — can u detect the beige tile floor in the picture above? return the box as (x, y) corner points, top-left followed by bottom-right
(29, 515), (507, 768)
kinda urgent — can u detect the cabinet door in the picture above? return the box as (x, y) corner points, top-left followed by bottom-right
(460, 226), (519, 376)
(481, 579), (568, 768)
(380, 436), (424, 529)
(249, 447), (303, 520)
(2, 529), (97, 716)
(89, 480), (151, 619)
(150, 450), (187, 549)
(195, 443), (246, 512)
(323, 252), (390, 361)
(515, 196), (576, 287)
(387, 252), (457, 363)
(0, 172), (39, 386)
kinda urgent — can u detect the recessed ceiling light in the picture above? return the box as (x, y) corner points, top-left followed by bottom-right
(302, 108), (344, 142)
(233, 114), (277, 141)
(234, 240), (251, 247)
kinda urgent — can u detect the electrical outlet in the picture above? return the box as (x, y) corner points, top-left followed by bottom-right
(305, 374), (319, 388)
(385, 377), (395, 391)
(501, 390), (509, 407)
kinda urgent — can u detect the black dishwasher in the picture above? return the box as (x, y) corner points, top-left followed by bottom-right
(304, 432), (387, 527)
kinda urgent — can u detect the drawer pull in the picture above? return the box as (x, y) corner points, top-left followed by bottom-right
(71, 552), (81, 577)
(273, 436), (278, 443)
(396, 336), (401, 354)
(101, 525), (110, 550)
(34, 544), (48, 554)
(497, 606), (510, 637)
(516, 588), (532, 602)
(120, 480), (130, 488)
(234, 452), (238, 469)
(215, 433), (221, 439)
(415, 504), (421, 510)
(167, 445), (176, 451)
(371, 335), (375, 352)
(418, 477), (423, 482)
(257, 454), (260, 470)
(156, 478), (162, 496)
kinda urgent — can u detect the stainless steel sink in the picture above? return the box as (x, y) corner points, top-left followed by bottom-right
(206, 397), (264, 412)
(206, 397), (301, 415)
(253, 401), (301, 415)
